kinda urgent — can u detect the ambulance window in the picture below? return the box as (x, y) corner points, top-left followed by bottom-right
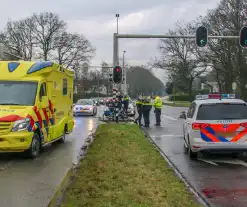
(63, 78), (67, 95)
(39, 83), (46, 101)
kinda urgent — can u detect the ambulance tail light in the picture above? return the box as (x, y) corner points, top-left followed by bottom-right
(240, 122), (247, 128)
(192, 123), (210, 130)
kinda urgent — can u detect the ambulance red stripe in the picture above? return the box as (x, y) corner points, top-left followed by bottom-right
(26, 114), (36, 131)
(48, 100), (55, 124)
(42, 108), (49, 126)
(33, 106), (43, 128)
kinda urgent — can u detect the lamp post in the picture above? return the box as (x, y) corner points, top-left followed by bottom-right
(122, 50), (127, 93)
(115, 14), (119, 33)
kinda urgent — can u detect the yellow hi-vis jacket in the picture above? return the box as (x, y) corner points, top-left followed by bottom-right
(153, 96), (162, 108)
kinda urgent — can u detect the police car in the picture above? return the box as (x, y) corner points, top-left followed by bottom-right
(180, 94), (247, 159)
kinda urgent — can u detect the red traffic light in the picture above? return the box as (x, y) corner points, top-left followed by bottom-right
(113, 66), (122, 83)
(115, 67), (121, 72)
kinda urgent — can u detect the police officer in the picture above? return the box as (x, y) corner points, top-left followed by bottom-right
(153, 92), (162, 126)
(123, 94), (129, 113)
(142, 96), (152, 127)
(134, 95), (143, 126)
(116, 91), (123, 102)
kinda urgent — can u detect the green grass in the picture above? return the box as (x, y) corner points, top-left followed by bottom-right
(164, 101), (191, 107)
(59, 124), (201, 207)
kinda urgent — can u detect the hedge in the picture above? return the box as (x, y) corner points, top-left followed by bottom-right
(169, 89), (211, 102)
(169, 94), (192, 101)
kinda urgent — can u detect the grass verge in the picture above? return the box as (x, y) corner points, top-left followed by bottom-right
(60, 124), (201, 207)
(164, 101), (191, 107)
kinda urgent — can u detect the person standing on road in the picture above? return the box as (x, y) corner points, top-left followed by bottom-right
(153, 92), (162, 126)
(134, 95), (143, 126)
(142, 96), (152, 127)
(116, 91), (123, 102)
(123, 94), (129, 113)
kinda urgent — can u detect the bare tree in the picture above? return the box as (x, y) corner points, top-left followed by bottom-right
(53, 32), (95, 68)
(152, 21), (208, 98)
(30, 12), (66, 60)
(197, 0), (247, 95)
(1, 19), (36, 60)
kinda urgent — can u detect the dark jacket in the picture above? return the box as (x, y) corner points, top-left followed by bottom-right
(136, 99), (143, 111)
(142, 100), (152, 112)
(123, 96), (129, 106)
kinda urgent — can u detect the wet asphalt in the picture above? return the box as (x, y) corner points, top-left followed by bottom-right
(2, 104), (247, 207)
(145, 105), (247, 207)
(0, 106), (104, 207)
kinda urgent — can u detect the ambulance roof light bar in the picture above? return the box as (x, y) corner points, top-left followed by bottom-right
(195, 94), (235, 100)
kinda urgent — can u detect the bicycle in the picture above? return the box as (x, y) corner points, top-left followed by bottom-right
(115, 105), (128, 123)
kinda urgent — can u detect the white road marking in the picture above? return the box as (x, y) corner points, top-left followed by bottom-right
(161, 114), (177, 121)
(160, 134), (183, 137)
(150, 135), (183, 139)
(210, 159), (247, 167)
(197, 158), (218, 166)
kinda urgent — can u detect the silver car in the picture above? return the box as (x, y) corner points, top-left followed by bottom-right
(127, 101), (135, 116)
(73, 99), (97, 116)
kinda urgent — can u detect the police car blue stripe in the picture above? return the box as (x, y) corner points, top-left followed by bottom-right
(205, 127), (229, 142)
(200, 132), (212, 142)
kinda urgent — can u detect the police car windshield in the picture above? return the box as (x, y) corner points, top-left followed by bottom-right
(197, 103), (247, 120)
(76, 99), (93, 105)
(0, 81), (37, 106)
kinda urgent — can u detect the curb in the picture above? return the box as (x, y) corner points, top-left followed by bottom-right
(48, 120), (101, 207)
(141, 128), (212, 207)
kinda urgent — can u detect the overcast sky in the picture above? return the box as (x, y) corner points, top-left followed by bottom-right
(0, 0), (221, 82)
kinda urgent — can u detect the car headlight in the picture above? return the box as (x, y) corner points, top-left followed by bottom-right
(12, 118), (30, 132)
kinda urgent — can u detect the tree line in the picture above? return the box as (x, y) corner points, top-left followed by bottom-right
(0, 12), (164, 99)
(152, 0), (247, 100)
(0, 12), (95, 75)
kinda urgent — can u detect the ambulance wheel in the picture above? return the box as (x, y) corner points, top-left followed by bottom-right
(59, 126), (67, 143)
(26, 133), (41, 159)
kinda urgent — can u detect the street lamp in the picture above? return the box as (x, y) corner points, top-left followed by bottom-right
(123, 50), (127, 93)
(115, 14), (119, 33)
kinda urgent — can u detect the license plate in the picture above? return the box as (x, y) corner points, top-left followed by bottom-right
(81, 110), (85, 112)
(218, 132), (235, 137)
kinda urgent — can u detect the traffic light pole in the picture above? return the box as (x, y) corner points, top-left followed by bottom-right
(113, 33), (240, 94)
(113, 33), (239, 65)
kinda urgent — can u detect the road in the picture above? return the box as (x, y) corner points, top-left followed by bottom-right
(145, 105), (247, 207)
(0, 106), (104, 207)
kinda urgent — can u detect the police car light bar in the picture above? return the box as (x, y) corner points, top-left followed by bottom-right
(195, 94), (235, 100)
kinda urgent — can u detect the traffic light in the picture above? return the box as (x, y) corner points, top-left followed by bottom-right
(113, 66), (122, 83)
(196, 26), (208, 47)
(239, 26), (247, 48)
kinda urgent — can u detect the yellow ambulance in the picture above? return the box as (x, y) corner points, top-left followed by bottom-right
(0, 61), (74, 158)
